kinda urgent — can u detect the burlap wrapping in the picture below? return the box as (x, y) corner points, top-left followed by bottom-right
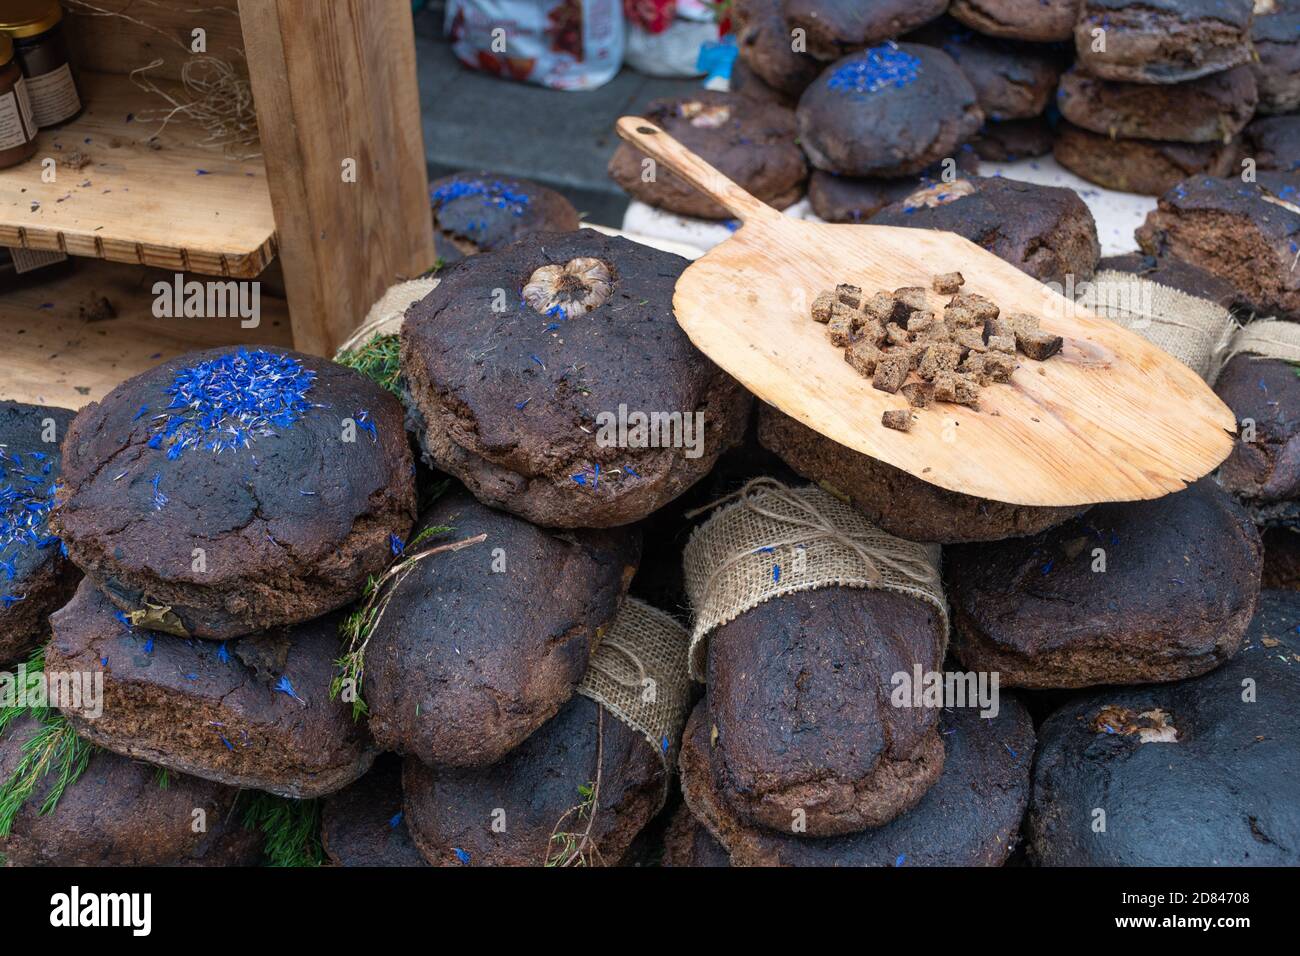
(1218, 319), (1300, 374)
(576, 597), (692, 770)
(333, 276), (441, 358)
(681, 478), (949, 682)
(1076, 270), (1235, 382)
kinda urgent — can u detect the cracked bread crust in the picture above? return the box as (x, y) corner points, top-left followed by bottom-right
(945, 480), (1262, 689)
(401, 231), (752, 529)
(47, 579), (378, 798)
(365, 489), (641, 769)
(949, 0), (1082, 42)
(706, 588), (946, 837)
(52, 347), (417, 640)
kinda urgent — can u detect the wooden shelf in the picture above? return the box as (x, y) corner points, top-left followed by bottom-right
(0, 259), (292, 410)
(0, 71), (277, 278)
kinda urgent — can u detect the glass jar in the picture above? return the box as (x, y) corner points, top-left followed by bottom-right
(0, 32), (38, 169)
(0, 0), (81, 128)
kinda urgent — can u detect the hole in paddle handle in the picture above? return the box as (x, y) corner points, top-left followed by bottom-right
(636, 126), (658, 135)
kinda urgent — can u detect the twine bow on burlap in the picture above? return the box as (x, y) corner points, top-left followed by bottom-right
(575, 598), (692, 771)
(682, 478), (949, 682)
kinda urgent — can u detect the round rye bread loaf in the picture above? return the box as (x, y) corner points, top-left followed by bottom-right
(1243, 114), (1300, 173)
(733, 0), (821, 99)
(796, 43), (983, 178)
(1056, 64), (1258, 144)
(1073, 0), (1256, 85)
(1053, 122), (1238, 197)
(949, 0), (1082, 42)
(0, 715), (263, 866)
(400, 230), (752, 528)
(364, 488), (640, 768)
(870, 175), (1101, 287)
(46, 579), (377, 798)
(401, 694), (667, 867)
(706, 587), (947, 837)
(321, 757), (428, 867)
(679, 696), (1035, 867)
(430, 171), (579, 265)
(0, 401), (79, 667)
(758, 405), (1086, 544)
(784, 0), (950, 61)
(608, 91), (807, 220)
(806, 147), (980, 223)
(52, 347), (417, 641)
(970, 117), (1055, 162)
(1028, 590), (1300, 866)
(1215, 354), (1300, 507)
(1137, 174), (1300, 322)
(945, 480), (1262, 688)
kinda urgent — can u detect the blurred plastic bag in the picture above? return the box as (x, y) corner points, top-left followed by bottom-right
(624, 0), (719, 77)
(445, 0), (626, 91)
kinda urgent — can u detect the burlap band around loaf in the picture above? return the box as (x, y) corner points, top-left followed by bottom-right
(333, 276), (441, 359)
(682, 478), (949, 682)
(1076, 270), (1234, 383)
(576, 597), (692, 770)
(1218, 319), (1300, 376)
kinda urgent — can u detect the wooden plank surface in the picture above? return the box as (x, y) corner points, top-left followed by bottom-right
(0, 71), (276, 277)
(0, 260), (291, 410)
(239, 0), (436, 356)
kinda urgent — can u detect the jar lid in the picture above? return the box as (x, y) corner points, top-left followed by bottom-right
(0, 0), (64, 39)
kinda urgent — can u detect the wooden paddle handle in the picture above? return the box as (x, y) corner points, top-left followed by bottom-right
(616, 116), (783, 226)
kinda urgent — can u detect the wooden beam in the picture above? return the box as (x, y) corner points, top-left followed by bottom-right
(237, 0), (435, 355)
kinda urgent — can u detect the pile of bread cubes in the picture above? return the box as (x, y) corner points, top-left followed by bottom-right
(811, 272), (1064, 431)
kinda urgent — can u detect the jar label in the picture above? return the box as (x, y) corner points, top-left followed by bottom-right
(15, 77), (35, 137)
(27, 62), (80, 127)
(0, 88), (35, 151)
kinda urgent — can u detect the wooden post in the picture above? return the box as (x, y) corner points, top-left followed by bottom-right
(238, 0), (435, 356)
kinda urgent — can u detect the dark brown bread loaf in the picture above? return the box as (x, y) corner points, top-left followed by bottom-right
(430, 171), (579, 265)
(1137, 174), (1300, 320)
(53, 347), (416, 640)
(871, 175), (1100, 287)
(1074, 0), (1255, 84)
(1215, 354), (1300, 506)
(1243, 114), (1300, 172)
(950, 0), (1082, 42)
(0, 715), (263, 866)
(365, 489), (640, 768)
(758, 405), (1086, 544)
(806, 149), (980, 223)
(401, 231), (752, 528)
(969, 117), (1054, 161)
(1057, 64), (1258, 143)
(1028, 591), (1300, 866)
(0, 401), (79, 667)
(946, 480), (1262, 688)
(784, 0), (950, 60)
(1054, 122), (1238, 196)
(796, 44), (983, 178)
(402, 695), (666, 867)
(47, 579), (376, 798)
(607, 91), (807, 220)
(706, 587), (946, 836)
(733, 0), (821, 99)
(1262, 527), (1300, 589)
(320, 757), (428, 867)
(679, 696), (1035, 866)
